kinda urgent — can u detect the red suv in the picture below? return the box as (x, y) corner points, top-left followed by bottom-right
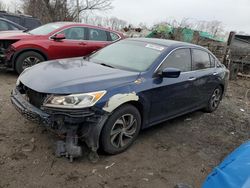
(0, 22), (124, 73)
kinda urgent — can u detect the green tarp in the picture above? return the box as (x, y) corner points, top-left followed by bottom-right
(147, 25), (225, 43)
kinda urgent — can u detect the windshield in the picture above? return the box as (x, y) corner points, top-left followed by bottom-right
(28, 22), (68, 35)
(89, 40), (165, 72)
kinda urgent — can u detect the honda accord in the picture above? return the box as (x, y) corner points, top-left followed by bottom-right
(11, 38), (229, 161)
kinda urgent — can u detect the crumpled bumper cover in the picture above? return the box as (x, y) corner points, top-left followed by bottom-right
(11, 88), (109, 153)
(10, 88), (51, 125)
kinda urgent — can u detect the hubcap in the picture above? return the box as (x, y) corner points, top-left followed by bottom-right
(110, 114), (137, 148)
(211, 88), (221, 109)
(22, 56), (41, 70)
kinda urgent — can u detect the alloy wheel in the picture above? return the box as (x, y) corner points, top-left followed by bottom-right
(22, 56), (41, 70)
(110, 114), (138, 149)
(210, 88), (221, 110)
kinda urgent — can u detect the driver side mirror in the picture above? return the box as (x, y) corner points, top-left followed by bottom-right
(51, 33), (66, 41)
(160, 68), (181, 78)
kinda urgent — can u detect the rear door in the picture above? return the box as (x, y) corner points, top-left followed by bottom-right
(149, 48), (198, 123)
(85, 28), (112, 53)
(191, 49), (217, 106)
(49, 26), (88, 59)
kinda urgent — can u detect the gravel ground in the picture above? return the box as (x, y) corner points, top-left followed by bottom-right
(0, 70), (249, 188)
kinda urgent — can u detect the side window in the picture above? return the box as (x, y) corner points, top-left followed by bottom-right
(59, 27), (85, 40)
(209, 54), (215, 68)
(89, 28), (108, 41)
(160, 49), (192, 72)
(192, 49), (211, 70)
(110, 32), (119, 41)
(0, 20), (10, 31)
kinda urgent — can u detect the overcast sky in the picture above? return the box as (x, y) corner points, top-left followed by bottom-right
(108, 0), (250, 33)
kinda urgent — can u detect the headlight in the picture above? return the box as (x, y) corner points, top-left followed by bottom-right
(43, 91), (106, 109)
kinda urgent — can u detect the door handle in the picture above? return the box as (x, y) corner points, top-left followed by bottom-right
(188, 77), (196, 81)
(79, 42), (87, 46)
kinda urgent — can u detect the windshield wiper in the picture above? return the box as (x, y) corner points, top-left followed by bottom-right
(23, 28), (30, 33)
(100, 63), (115, 68)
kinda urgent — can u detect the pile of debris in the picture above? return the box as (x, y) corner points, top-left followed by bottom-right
(122, 26), (151, 38)
(147, 24), (227, 62)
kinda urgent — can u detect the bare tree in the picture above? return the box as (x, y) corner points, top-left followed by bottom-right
(22, 0), (113, 24)
(69, 0), (113, 20)
(0, 0), (6, 11)
(22, 0), (70, 23)
(81, 15), (127, 30)
(194, 20), (225, 38)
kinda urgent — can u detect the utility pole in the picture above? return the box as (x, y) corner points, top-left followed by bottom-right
(76, 0), (80, 22)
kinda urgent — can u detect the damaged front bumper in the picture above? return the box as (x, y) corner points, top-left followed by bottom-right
(11, 88), (109, 162)
(11, 88), (51, 124)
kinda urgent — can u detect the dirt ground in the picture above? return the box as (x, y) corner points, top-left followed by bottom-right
(0, 70), (249, 188)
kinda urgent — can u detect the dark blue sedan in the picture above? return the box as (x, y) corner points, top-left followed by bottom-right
(11, 38), (229, 161)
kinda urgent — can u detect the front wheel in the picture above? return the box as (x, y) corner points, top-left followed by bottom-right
(204, 86), (223, 113)
(15, 51), (45, 74)
(100, 104), (141, 154)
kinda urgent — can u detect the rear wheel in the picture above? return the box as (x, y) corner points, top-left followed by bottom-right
(15, 51), (45, 74)
(204, 86), (223, 113)
(101, 104), (141, 154)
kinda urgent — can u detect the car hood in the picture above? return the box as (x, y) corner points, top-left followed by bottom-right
(0, 31), (38, 40)
(19, 57), (140, 94)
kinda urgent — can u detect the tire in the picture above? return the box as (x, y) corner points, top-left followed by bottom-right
(100, 104), (141, 154)
(204, 86), (223, 113)
(15, 51), (45, 74)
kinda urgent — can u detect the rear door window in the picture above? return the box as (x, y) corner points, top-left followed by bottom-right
(110, 32), (120, 41)
(89, 28), (108, 41)
(192, 49), (211, 70)
(160, 49), (192, 72)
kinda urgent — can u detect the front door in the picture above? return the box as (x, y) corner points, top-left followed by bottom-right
(149, 48), (198, 124)
(49, 26), (88, 59)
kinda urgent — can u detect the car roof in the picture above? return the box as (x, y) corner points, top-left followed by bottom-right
(127, 37), (208, 51)
(51, 22), (123, 34)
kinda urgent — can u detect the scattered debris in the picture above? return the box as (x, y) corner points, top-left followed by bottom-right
(92, 169), (97, 174)
(105, 163), (115, 170)
(33, 159), (40, 165)
(174, 183), (193, 188)
(10, 152), (27, 160)
(147, 172), (154, 176)
(41, 159), (55, 177)
(21, 143), (35, 152)
(142, 178), (149, 182)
